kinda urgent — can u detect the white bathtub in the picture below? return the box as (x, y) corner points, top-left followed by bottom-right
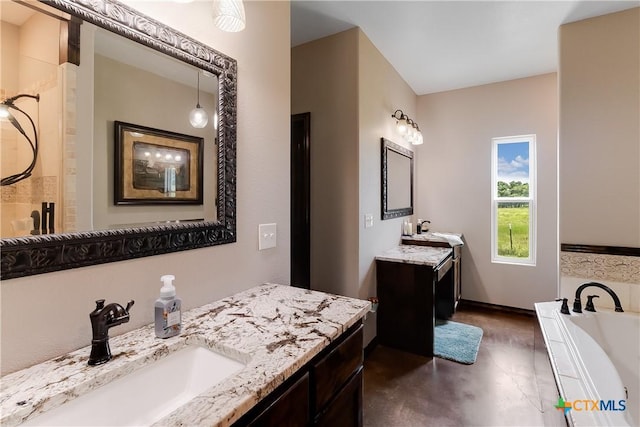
(535, 301), (639, 427)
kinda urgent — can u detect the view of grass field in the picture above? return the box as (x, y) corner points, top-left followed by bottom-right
(497, 205), (529, 258)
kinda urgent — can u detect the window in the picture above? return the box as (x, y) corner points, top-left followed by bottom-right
(491, 135), (536, 265)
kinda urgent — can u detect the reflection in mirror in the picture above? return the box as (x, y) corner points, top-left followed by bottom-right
(0, 0), (237, 279)
(89, 25), (218, 231)
(381, 137), (414, 220)
(0, 1), (64, 238)
(0, 4), (220, 237)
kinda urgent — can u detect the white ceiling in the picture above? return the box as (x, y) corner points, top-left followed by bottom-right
(291, 1), (639, 95)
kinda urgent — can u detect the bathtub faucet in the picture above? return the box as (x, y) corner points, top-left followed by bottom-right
(572, 282), (624, 313)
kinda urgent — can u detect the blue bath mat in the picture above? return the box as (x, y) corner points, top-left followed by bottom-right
(434, 320), (483, 364)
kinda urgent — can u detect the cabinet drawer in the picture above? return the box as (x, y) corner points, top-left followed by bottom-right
(315, 367), (363, 427)
(436, 255), (452, 282)
(312, 324), (363, 412)
(247, 372), (310, 427)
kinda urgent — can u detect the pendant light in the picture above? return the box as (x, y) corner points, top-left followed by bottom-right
(189, 72), (208, 128)
(212, 0), (246, 32)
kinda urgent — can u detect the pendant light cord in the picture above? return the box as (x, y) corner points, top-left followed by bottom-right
(196, 72), (201, 107)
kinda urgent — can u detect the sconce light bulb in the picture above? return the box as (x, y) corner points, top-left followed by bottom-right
(189, 105), (209, 128)
(213, 111), (219, 130)
(413, 131), (424, 145)
(396, 118), (408, 135)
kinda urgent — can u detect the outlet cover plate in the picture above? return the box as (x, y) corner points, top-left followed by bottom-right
(365, 214), (374, 228)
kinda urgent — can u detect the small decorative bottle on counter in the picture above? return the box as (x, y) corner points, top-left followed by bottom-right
(155, 274), (182, 338)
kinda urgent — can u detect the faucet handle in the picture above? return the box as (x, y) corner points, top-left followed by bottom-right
(95, 299), (105, 310)
(585, 295), (599, 312)
(555, 298), (570, 315)
(125, 300), (135, 313)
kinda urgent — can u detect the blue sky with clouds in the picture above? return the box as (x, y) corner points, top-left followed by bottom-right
(497, 142), (529, 183)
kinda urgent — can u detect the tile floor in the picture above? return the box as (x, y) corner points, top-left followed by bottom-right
(363, 303), (567, 426)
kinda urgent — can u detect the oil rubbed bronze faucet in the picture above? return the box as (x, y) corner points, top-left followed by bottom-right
(572, 282), (624, 313)
(89, 299), (134, 366)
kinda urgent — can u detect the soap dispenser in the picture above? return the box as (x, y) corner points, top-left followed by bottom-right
(155, 274), (182, 339)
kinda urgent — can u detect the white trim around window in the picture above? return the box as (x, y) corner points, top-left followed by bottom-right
(491, 134), (536, 266)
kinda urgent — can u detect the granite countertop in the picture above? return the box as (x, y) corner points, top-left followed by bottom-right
(376, 245), (452, 267)
(0, 284), (370, 427)
(402, 231), (464, 246)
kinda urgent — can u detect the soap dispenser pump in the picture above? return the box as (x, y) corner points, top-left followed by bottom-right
(155, 274), (182, 339)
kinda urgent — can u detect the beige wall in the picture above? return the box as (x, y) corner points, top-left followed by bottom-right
(291, 29), (360, 298)
(1, 1), (291, 375)
(357, 30), (417, 343)
(559, 8), (640, 247)
(416, 74), (559, 309)
(559, 8), (640, 313)
(292, 28), (417, 345)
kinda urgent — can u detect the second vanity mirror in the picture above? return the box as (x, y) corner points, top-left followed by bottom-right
(381, 137), (413, 220)
(0, 0), (237, 279)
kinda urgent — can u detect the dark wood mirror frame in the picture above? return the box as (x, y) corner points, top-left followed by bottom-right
(0, 0), (236, 280)
(381, 137), (414, 220)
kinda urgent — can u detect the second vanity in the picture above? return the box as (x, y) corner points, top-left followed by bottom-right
(402, 232), (464, 312)
(375, 244), (454, 357)
(0, 284), (370, 426)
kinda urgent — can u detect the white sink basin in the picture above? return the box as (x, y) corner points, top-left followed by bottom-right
(22, 345), (245, 426)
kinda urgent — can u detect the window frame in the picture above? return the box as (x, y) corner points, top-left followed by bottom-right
(491, 134), (537, 266)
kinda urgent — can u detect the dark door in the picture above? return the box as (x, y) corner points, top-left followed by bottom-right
(291, 113), (310, 288)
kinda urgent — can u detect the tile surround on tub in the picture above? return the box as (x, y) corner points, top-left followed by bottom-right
(560, 251), (640, 283)
(0, 284), (371, 427)
(560, 251), (640, 313)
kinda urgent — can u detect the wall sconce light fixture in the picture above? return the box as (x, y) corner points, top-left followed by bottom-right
(1, 94), (40, 186)
(189, 72), (209, 128)
(212, 0), (246, 32)
(391, 109), (423, 145)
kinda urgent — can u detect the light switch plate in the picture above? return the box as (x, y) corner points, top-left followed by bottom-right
(364, 214), (374, 228)
(258, 223), (277, 250)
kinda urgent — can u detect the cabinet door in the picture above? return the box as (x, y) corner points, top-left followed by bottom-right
(246, 372), (310, 427)
(312, 325), (363, 412)
(315, 368), (363, 427)
(376, 260), (434, 356)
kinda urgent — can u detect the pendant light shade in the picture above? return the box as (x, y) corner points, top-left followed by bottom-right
(189, 106), (208, 128)
(189, 72), (208, 128)
(213, 0), (246, 32)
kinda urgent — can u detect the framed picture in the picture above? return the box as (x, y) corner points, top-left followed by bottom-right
(114, 121), (204, 205)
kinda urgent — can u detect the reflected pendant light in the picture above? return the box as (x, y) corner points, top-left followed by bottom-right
(189, 72), (208, 128)
(212, 0), (246, 32)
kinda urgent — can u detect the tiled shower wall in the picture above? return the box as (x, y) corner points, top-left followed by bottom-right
(560, 251), (640, 313)
(1, 74), (61, 237)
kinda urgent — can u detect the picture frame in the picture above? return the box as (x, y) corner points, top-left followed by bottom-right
(114, 121), (204, 205)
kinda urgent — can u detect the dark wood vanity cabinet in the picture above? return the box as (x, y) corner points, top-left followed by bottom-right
(376, 256), (453, 357)
(402, 236), (462, 312)
(235, 323), (364, 427)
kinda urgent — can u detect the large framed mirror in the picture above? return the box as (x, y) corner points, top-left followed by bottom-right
(381, 137), (413, 220)
(0, 0), (236, 279)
